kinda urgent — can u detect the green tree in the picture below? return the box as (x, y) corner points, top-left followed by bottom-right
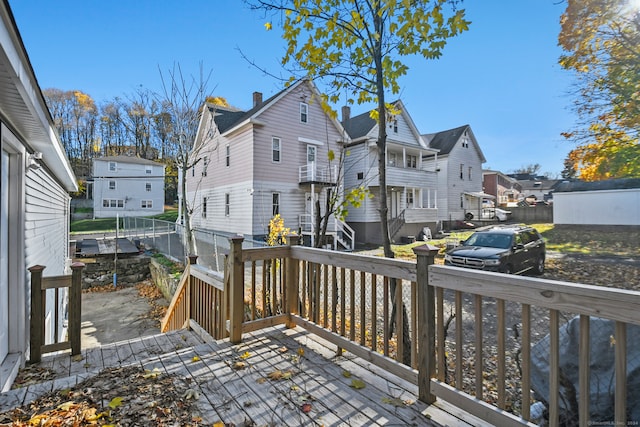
(250, 0), (469, 258)
(250, 0), (469, 365)
(559, 0), (640, 180)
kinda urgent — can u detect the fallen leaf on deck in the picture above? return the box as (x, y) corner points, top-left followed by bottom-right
(301, 402), (312, 413)
(191, 355), (201, 362)
(350, 379), (366, 389)
(239, 351), (251, 359)
(381, 397), (412, 407)
(72, 354), (84, 362)
(108, 397), (123, 409)
(342, 370), (352, 378)
(233, 361), (247, 370)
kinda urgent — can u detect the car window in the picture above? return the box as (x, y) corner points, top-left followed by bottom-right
(514, 234), (524, 245)
(466, 233), (512, 249)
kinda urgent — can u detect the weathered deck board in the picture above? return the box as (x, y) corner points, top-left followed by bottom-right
(0, 326), (480, 426)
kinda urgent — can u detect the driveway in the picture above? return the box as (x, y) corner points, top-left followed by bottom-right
(80, 286), (161, 348)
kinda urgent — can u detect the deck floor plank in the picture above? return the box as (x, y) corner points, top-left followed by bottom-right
(1, 326), (484, 426)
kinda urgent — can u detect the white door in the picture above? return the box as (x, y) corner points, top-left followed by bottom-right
(1, 150), (9, 363)
(306, 145), (316, 180)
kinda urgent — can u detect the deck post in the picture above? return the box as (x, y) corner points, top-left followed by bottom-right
(69, 262), (85, 356)
(28, 265), (46, 363)
(413, 244), (440, 404)
(285, 234), (300, 327)
(229, 236), (245, 343)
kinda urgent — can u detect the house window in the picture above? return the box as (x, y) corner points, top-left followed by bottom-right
(461, 136), (469, 148)
(108, 162), (116, 171)
(202, 197), (207, 218)
(272, 137), (281, 163)
(468, 166), (472, 180)
(191, 167), (195, 177)
(300, 102), (308, 123)
(146, 182), (151, 192)
(389, 119), (398, 133)
(146, 166), (152, 174)
(102, 199), (124, 208)
(406, 155), (417, 169)
(225, 193), (230, 216)
(460, 164), (464, 180)
(272, 193), (280, 216)
(406, 191), (414, 207)
(388, 153), (397, 167)
(108, 180), (116, 190)
(141, 200), (153, 209)
(357, 172), (364, 180)
(225, 145), (230, 167)
(202, 156), (208, 176)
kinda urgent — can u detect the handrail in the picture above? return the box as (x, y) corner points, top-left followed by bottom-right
(388, 209), (406, 239)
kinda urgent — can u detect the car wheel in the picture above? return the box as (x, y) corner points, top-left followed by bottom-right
(534, 256), (545, 275)
(501, 264), (513, 274)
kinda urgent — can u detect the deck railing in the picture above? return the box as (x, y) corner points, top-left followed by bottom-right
(28, 263), (85, 363)
(162, 236), (640, 427)
(161, 255), (228, 340)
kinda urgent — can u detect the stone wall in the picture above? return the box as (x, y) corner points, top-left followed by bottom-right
(148, 257), (181, 301)
(79, 255), (151, 288)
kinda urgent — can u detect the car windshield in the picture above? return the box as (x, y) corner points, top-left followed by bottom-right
(465, 233), (512, 249)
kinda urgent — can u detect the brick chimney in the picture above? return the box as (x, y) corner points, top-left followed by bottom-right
(253, 91), (263, 107)
(341, 105), (351, 122)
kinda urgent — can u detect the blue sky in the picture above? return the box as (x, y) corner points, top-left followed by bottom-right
(10, 0), (575, 176)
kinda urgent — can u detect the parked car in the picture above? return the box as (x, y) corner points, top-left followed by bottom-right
(444, 225), (546, 275)
(481, 207), (511, 221)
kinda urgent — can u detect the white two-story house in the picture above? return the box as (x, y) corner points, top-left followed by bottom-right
(185, 79), (352, 248)
(1, 2), (77, 391)
(422, 124), (488, 225)
(92, 155), (165, 218)
(342, 101), (439, 245)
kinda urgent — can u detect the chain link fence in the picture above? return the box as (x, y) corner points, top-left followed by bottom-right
(121, 217), (266, 272)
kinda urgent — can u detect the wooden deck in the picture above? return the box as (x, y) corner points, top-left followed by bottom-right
(0, 326), (486, 426)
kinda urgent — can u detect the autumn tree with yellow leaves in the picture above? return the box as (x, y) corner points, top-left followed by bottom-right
(248, 0), (469, 365)
(559, 0), (640, 180)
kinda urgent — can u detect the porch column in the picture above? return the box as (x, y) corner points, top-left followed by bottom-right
(413, 244), (440, 404)
(229, 235), (244, 343)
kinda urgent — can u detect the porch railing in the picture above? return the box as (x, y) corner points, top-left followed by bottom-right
(161, 236), (640, 427)
(28, 263), (85, 363)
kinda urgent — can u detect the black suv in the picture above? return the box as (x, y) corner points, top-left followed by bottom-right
(444, 225), (546, 275)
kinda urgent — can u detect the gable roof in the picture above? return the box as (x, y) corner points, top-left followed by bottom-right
(342, 110), (376, 140)
(423, 124), (469, 155)
(342, 100), (432, 151)
(208, 79), (347, 138)
(422, 124), (486, 162)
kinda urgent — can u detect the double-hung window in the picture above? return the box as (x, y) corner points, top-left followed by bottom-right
(406, 155), (417, 169)
(225, 145), (230, 167)
(108, 162), (116, 172)
(145, 166), (152, 174)
(145, 182), (151, 192)
(300, 102), (308, 123)
(225, 193), (230, 216)
(141, 200), (153, 209)
(108, 180), (116, 190)
(272, 193), (280, 216)
(202, 197), (207, 218)
(272, 137), (281, 163)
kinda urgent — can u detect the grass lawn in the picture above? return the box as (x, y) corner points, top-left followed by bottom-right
(70, 206), (178, 233)
(386, 223), (638, 260)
